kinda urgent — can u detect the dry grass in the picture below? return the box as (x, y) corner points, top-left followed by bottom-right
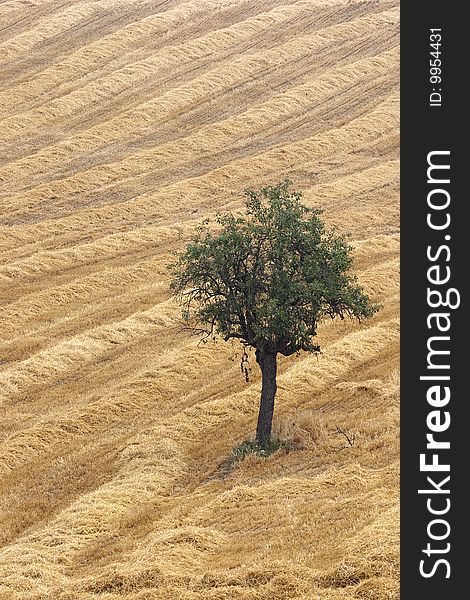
(0, 1), (399, 598)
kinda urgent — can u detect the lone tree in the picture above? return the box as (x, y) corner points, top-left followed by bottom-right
(169, 181), (378, 447)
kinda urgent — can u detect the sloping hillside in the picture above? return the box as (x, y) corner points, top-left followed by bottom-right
(0, 1), (399, 598)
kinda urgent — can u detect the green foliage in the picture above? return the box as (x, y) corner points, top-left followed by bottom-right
(231, 437), (294, 461)
(216, 437), (294, 477)
(169, 180), (379, 356)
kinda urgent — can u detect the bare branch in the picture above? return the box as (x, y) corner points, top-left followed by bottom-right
(327, 426), (356, 453)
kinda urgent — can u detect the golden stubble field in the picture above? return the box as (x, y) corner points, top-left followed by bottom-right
(0, 1), (399, 598)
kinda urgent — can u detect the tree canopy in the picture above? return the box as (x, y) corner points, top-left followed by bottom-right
(169, 180), (378, 357)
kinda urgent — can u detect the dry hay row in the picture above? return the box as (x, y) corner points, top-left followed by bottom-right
(275, 299), (399, 422)
(0, 217), (396, 309)
(0, 229), (398, 351)
(0, 279), (169, 366)
(0, 0), (71, 28)
(0, 2), (352, 137)
(352, 233), (399, 264)
(0, 245), (399, 406)
(0, 0), (243, 67)
(146, 318), (399, 448)
(0, 0), (46, 17)
(0, 222), (182, 282)
(0, 298), (178, 404)
(0, 227), (399, 328)
(326, 199), (399, 239)
(3, 231), (398, 398)
(273, 318), (399, 416)
(0, 155), (399, 265)
(0, 0), (175, 54)
(0, 435), (188, 596)
(327, 502), (399, 595)
(1, 0), (291, 117)
(0, 56), (395, 197)
(3, 85), (394, 244)
(75, 469), (397, 597)
(80, 525), (228, 594)
(0, 452), (398, 596)
(0, 47), (399, 192)
(186, 465), (396, 530)
(0, 17), (398, 185)
(87, 52), (398, 183)
(326, 376), (399, 425)
(0, 89), (398, 242)
(75, 59), (397, 190)
(172, 385), (398, 594)
(0, 0), (394, 106)
(345, 257), (399, 300)
(0, 255), (168, 341)
(0, 181), (398, 292)
(0, 0), (360, 118)
(4, 302), (399, 435)
(175, 462), (330, 517)
(0, 337), (237, 477)
(0, 261), (396, 446)
(0, 92), (399, 254)
(330, 370), (400, 457)
(186, 322), (399, 486)
(0, 394), (399, 598)
(0, 6), (399, 149)
(0, 47), (399, 189)
(0, 237), (397, 353)
(305, 159), (399, 206)
(309, 169), (399, 233)
(0, 319), (398, 590)
(0, 1), (400, 596)
(0, 343), (249, 480)
(0, 297), (399, 478)
(0, 0), (136, 60)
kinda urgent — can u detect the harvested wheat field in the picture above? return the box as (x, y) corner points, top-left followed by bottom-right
(0, 1), (399, 598)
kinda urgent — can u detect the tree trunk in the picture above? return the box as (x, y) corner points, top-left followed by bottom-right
(255, 349), (277, 447)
